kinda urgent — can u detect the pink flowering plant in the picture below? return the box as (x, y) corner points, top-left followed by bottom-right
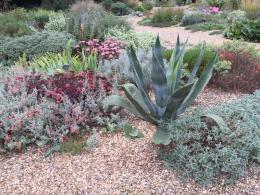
(0, 67), (119, 155)
(74, 38), (122, 61)
(210, 6), (220, 14)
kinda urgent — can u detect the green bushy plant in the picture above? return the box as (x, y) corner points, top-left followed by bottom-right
(111, 2), (129, 16)
(184, 44), (218, 76)
(33, 14), (50, 30)
(185, 22), (226, 32)
(221, 40), (260, 59)
(105, 26), (155, 51)
(206, 0), (226, 8)
(102, 0), (113, 10)
(0, 32), (75, 66)
(41, 0), (76, 10)
(103, 36), (217, 145)
(224, 19), (260, 42)
(134, 5), (145, 12)
(159, 90), (260, 186)
(227, 10), (247, 24)
(66, 6), (129, 40)
(143, 0), (154, 11)
(150, 8), (184, 27)
(181, 11), (208, 26)
(0, 9), (32, 37)
(44, 14), (66, 31)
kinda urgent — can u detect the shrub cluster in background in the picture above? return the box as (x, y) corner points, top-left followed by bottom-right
(224, 19), (260, 42)
(0, 32), (75, 66)
(159, 90), (260, 186)
(111, 1), (129, 16)
(140, 8), (184, 27)
(66, 5), (129, 40)
(212, 41), (260, 93)
(44, 13), (66, 31)
(105, 26), (155, 51)
(0, 8), (32, 37)
(41, 0), (76, 11)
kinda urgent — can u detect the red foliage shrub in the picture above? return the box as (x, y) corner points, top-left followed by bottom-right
(212, 50), (260, 93)
(3, 69), (112, 103)
(46, 72), (112, 102)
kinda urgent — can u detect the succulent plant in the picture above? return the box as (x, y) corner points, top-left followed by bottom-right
(103, 35), (217, 145)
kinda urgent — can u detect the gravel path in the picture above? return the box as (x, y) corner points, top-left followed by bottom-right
(127, 16), (260, 49)
(1, 89), (259, 194)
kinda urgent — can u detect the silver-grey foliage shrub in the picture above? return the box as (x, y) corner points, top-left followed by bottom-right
(100, 49), (153, 87)
(159, 90), (260, 186)
(0, 68), (120, 153)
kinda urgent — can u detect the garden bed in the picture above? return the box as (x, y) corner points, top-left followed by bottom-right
(1, 88), (259, 194)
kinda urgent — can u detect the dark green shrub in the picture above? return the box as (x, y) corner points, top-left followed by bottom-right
(134, 5), (145, 12)
(0, 17), (32, 37)
(102, 0), (113, 10)
(224, 20), (260, 42)
(41, 0), (76, 10)
(184, 45), (217, 76)
(143, 0), (154, 11)
(159, 90), (260, 186)
(185, 22), (226, 32)
(0, 32), (75, 66)
(206, 0), (226, 8)
(163, 49), (172, 62)
(151, 8), (184, 27)
(111, 2), (129, 16)
(33, 15), (50, 30)
(0, 8), (32, 37)
(176, 0), (186, 5)
(182, 12), (208, 26)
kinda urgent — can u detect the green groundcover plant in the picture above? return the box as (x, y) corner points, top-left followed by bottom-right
(159, 90), (260, 186)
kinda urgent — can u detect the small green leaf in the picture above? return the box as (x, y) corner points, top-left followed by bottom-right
(123, 123), (144, 139)
(152, 127), (171, 145)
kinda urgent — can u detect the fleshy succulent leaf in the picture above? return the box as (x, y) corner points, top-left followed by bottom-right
(152, 49), (169, 115)
(152, 127), (171, 145)
(179, 55), (217, 114)
(188, 44), (205, 84)
(165, 82), (196, 119)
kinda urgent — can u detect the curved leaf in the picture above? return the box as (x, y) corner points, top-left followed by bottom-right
(165, 82), (195, 119)
(123, 83), (158, 124)
(103, 95), (143, 119)
(188, 44), (205, 84)
(179, 55), (217, 114)
(202, 114), (226, 127)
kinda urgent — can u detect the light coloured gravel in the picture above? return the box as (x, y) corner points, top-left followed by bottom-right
(126, 16), (260, 50)
(1, 88), (259, 194)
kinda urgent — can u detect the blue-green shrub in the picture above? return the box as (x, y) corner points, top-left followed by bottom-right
(0, 32), (75, 66)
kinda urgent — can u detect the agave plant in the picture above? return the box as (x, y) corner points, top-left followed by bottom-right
(103, 35), (217, 145)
